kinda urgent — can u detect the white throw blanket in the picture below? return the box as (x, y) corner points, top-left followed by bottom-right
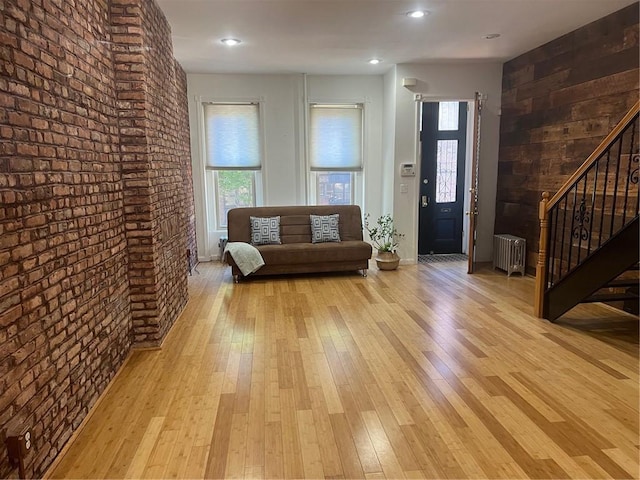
(224, 242), (265, 276)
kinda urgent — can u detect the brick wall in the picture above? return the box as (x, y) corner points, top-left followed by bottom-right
(176, 64), (198, 268)
(0, 0), (193, 477)
(496, 4), (639, 270)
(110, 0), (190, 346)
(134, 0), (189, 344)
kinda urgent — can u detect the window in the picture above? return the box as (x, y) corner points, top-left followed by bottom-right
(435, 140), (458, 203)
(308, 104), (363, 205)
(204, 103), (261, 228)
(438, 101), (459, 131)
(316, 172), (353, 205)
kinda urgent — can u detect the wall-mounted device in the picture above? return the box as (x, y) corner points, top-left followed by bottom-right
(400, 163), (416, 177)
(402, 77), (417, 87)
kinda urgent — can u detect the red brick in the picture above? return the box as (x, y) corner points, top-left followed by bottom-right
(0, 305), (22, 327)
(0, 0), (195, 477)
(0, 277), (20, 298)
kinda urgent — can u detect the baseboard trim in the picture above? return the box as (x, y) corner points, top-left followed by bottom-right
(42, 348), (135, 479)
(42, 297), (190, 477)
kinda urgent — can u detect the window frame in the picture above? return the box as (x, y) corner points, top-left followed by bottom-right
(307, 103), (365, 206)
(211, 170), (259, 229)
(201, 100), (265, 230)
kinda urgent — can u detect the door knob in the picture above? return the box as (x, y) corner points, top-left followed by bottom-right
(422, 195), (429, 207)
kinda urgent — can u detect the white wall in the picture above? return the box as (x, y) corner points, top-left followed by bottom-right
(392, 63), (503, 263)
(187, 73), (385, 260)
(382, 67), (397, 216)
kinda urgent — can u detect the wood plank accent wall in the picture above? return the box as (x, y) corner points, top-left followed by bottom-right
(496, 3), (639, 271)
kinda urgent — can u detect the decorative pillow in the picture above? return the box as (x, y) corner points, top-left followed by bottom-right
(310, 214), (341, 243)
(250, 216), (281, 245)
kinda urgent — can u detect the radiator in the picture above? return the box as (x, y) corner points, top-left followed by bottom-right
(218, 236), (228, 262)
(493, 234), (526, 276)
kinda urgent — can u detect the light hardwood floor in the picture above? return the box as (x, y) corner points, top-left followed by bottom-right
(48, 261), (639, 479)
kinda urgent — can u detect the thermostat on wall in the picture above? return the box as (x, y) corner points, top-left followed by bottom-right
(400, 163), (416, 177)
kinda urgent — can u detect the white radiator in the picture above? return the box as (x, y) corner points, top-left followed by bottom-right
(493, 234), (526, 277)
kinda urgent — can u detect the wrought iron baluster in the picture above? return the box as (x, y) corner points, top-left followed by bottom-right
(609, 138), (623, 237)
(559, 196), (568, 280)
(567, 187), (578, 271)
(587, 158), (598, 257)
(631, 153), (639, 187)
(599, 150), (611, 248)
(573, 176), (590, 264)
(629, 114), (639, 194)
(623, 119), (637, 223)
(544, 211), (552, 288)
(633, 151), (640, 217)
(550, 206), (559, 286)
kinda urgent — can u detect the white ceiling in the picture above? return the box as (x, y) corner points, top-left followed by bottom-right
(154, 0), (636, 75)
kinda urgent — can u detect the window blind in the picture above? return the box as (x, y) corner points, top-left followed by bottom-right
(309, 104), (363, 171)
(204, 103), (261, 170)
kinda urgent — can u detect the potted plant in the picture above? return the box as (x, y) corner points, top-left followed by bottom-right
(364, 213), (404, 270)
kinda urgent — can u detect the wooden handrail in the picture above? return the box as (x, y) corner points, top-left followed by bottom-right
(534, 100), (640, 318)
(547, 100), (640, 210)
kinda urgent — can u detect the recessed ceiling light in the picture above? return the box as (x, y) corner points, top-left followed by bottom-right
(369, 58), (381, 65)
(221, 38), (241, 46)
(483, 33), (501, 40)
(407, 10), (428, 18)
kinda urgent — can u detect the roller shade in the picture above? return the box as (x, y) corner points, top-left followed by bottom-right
(309, 104), (363, 171)
(204, 103), (261, 170)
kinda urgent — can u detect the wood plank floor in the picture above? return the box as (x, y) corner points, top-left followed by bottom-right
(47, 261), (639, 479)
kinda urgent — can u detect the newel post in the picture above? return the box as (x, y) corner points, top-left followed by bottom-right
(534, 192), (550, 318)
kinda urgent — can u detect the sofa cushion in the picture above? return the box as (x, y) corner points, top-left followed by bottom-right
(250, 216), (281, 245)
(256, 240), (371, 265)
(310, 214), (341, 243)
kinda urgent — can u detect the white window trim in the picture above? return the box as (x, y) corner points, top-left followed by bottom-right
(198, 97), (266, 235)
(305, 100), (367, 207)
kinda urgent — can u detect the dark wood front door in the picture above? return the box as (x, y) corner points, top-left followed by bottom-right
(418, 101), (467, 254)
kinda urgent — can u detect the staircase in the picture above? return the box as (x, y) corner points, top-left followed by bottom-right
(534, 101), (639, 321)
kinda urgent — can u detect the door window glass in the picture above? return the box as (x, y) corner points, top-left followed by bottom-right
(436, 140), (458, 203)
(438, 102), (459, 131)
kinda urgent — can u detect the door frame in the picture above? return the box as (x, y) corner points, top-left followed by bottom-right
(415, 97), (477, 260)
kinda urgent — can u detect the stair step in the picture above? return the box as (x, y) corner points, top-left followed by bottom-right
(582, 292), (639, 303)
(604, 279), (639, 288)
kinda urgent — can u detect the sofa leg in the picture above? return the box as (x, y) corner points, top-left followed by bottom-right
(233, 274), (240, 283)
(361, 269), (368, 277)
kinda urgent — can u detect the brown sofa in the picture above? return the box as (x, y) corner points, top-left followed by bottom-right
(226, 205), (372, 281)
